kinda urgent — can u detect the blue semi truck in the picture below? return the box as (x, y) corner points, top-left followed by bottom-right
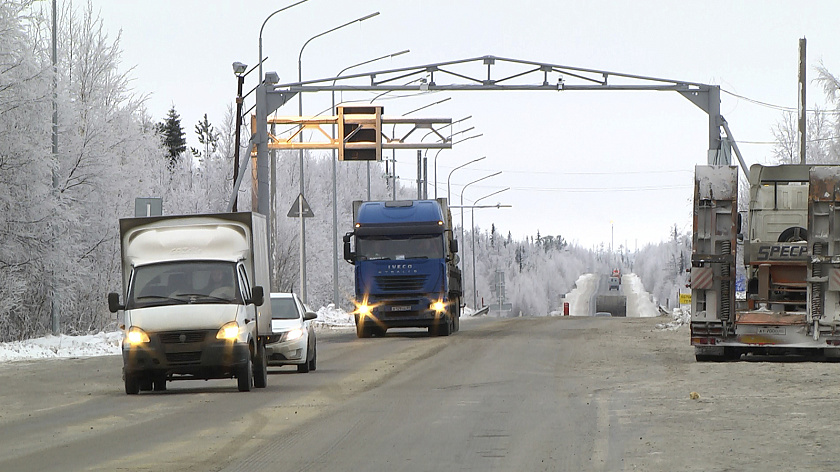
(343, 199), (462, 337)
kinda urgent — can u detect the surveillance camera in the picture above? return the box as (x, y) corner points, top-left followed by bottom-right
(264, 71), (280, 84)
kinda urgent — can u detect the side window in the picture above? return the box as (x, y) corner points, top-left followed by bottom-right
(237, 265), (251, 300)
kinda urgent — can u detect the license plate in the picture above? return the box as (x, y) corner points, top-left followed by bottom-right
(757, 327), (785, 335)
(390, 305), (411, 312)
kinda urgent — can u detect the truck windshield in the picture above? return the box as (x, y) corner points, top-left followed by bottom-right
(127, 261), (241, 309)
(356, 235), (444, 261)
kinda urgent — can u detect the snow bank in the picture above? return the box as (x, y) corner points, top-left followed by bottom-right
(313, 304), (355, 329)
(656, 307), (691, 331)
(623, 273), (660, 318)
(563, 273), (599, 316)
(0, 332), (122, 362)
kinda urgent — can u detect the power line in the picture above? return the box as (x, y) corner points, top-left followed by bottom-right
(722, 89), (840, 114)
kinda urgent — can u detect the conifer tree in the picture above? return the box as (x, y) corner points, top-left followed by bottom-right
(156, 106), (186, 169)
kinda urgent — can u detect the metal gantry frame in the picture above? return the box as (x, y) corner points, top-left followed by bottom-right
(242, 54), (742, 305)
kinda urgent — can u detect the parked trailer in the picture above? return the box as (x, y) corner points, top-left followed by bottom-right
(690, 164), (840, 361)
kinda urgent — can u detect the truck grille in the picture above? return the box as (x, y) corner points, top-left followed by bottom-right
(375, 274), (428, 292)
(158, 331), (207, 344)
(165, 351), (203, 365)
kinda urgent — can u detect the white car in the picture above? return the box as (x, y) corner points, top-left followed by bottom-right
(265, 293), (317, 373)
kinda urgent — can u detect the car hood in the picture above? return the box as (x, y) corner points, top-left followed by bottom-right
(270, 318), (302, 333)
(126, 304), (241, 332)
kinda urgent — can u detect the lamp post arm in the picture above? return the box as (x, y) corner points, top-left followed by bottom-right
(447, 156), (486, 204)
(299, 12), (380, 76)
(259, 0), (310, 81)
(475, 187), (510, 206)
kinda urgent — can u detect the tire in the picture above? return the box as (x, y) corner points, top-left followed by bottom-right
(152, 376), (167, 392)
(125, 373), (140, 395)
(432, 316), (452, 336)
(237, 356), (253, 392)
(356, 319), (373, 338)
(140, 378), (153, 392)
(308, 345), (317, 371)
(297, 344), (311, 373)
(253, 343), (268, 388)
(452, 302), (461, 333)
(778, 226), (807, 242)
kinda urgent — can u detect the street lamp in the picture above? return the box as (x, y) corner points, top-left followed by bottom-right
(471, 188), (510, 309)
(329, 49), (409, 309)
(434, 132), (482, 199)
(296, 11), (380, 303)
(231, 61), (249, 212)
(258, 0), (310, 85)
(447, 156), (486, 205)
(459, 171), (502, 275)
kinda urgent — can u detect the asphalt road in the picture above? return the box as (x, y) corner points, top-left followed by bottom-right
(1, 315), (837, 471)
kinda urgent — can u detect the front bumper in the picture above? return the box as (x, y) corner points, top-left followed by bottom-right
(123, 329), (249, 380)
(358, 295), (452, 328)
(265, 335), (308, 365)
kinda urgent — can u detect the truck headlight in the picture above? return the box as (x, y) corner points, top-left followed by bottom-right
(357, 303), (372, 316)
(282, 328), (304, 342)
(125, 327), (150, 345)
(216, 321), (240, 340)
(431, 301), (446, 313)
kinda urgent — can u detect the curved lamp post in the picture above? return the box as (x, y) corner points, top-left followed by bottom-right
(328, 49), (408, 308)
(434, 132), (482, 199)
(471, 188), (510, 309)
(459, 171), (502, 274)
(258, 0), (310, 83)
(447, 156), (486, 206)
(295, 11), (380, 303)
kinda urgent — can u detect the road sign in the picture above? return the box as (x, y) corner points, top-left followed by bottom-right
(287, 193), (314, 218)
(679, 293), (692, 305)
(134, 197), (162, 217)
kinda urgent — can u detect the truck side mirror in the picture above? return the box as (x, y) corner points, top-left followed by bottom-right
(343, 232), (356, 264)
(450, 239), (458, 253)
(250, 286), (265, 306)
(107, 292), (123, 313)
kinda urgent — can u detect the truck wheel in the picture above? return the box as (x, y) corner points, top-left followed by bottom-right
(253, 343), (268, 388)
(152, 376), (167, 392)
(453, 302), (461, 332)
(356, 320), (373, 338)
(432, 316), (452, 336)
(125, 374), (140, 395)
(237, 356), (253, 392)
(140, 378), (153, 392)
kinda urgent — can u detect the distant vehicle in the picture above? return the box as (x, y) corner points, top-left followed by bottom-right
(608, 276), (621, 291)
(594, 312), (612, 317)
(611, 268), (621, 277)
(265, 293), (317, 373)
(344, 199), (462, 337)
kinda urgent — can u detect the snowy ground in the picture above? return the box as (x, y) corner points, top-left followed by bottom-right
(0, 273), (670, 362)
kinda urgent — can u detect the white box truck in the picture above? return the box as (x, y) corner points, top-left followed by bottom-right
(108, 212), (272, 393)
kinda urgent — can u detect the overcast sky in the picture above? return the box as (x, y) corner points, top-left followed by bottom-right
(88, 0), (840, 249)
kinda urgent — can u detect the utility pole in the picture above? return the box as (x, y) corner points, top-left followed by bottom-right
(798, 37), (807, 164)
(50, 0), (59, 335)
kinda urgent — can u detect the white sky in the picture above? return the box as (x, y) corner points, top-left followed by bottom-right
(87, 0), (840, 248)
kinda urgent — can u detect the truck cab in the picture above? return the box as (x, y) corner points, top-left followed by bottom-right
(344, 199), (462, 337)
